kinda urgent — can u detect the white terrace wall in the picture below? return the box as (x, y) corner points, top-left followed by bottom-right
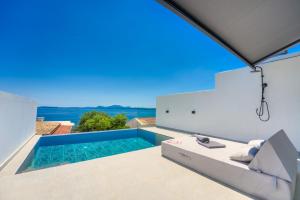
(157, 54), (300, 151)
(0, 92), (37, 166)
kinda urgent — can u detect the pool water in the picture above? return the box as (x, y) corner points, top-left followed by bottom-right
(18, 129), (171, 173)
(31, 137), (154, 169)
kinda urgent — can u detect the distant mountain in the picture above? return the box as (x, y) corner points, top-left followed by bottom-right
(97, 105), (155, 109)
(97, 105), (131, 109)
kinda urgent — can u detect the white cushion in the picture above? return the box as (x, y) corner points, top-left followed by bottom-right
(230, 146), (258, 162)
(248, 139), (265, 149)
(162, 135), (295, 200)
(249, 130), (298, 183)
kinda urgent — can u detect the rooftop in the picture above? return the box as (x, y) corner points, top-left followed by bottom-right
(126, 117), (156, 128)
(35, 121), (60, 135)
(1, 1), (300, 199)
(35, 121), (74, 135)
(137, 117), (156, 126)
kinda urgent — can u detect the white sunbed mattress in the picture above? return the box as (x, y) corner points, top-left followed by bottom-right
(161, 136), (294, 200)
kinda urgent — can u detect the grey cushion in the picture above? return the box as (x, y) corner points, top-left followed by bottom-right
(230, 146), (258, 162)
(249, 130), (298, 183)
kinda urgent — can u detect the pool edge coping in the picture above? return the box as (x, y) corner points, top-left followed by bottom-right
(0, 135), (41, 177)
(0, 128), (175, 176)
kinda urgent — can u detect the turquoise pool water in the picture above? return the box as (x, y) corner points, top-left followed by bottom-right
(18, 129), (171, 173)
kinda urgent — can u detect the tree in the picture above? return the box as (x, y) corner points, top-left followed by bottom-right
(75, 111), (129, 132)
(111, 114), (128, 129)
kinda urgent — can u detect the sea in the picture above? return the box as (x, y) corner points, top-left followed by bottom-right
(37, 106), (156, 126)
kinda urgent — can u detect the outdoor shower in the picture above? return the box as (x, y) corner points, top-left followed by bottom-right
(251, 66), (270, 122)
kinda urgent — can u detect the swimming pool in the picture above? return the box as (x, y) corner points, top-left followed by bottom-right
(18, 129), (172, 173)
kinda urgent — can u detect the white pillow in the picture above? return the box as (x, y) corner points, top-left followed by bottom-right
(230, 146), (258, 162)
(248, 139), (265, 149)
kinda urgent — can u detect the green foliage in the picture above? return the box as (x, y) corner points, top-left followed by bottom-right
(111, 114), (130, 129)
(75, 111), (129, 132)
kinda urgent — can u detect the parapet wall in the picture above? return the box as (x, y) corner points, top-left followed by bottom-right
(0, 92), (37, 167)
(156, 54), (300, 150)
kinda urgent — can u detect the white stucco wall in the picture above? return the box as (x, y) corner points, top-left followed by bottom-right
(157, 54), (300, 151)
(0, 92), (37, 166)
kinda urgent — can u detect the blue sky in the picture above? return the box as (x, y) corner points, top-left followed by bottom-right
(1, 0), (300, 107)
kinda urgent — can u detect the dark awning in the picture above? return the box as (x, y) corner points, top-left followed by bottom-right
(158, 0), (300, 68)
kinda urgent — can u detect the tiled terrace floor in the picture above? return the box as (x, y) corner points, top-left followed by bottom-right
(0, 127), (299, 200)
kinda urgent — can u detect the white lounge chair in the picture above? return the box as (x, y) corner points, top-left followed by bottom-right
(161, 130), (297, 200)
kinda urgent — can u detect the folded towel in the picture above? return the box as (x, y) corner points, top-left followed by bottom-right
(230, 146), (258, 162)
(195, 135), (210, 143)
(196, 139), (226, 148)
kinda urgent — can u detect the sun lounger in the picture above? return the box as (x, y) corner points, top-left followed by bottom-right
(161, 130), (297, 200)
